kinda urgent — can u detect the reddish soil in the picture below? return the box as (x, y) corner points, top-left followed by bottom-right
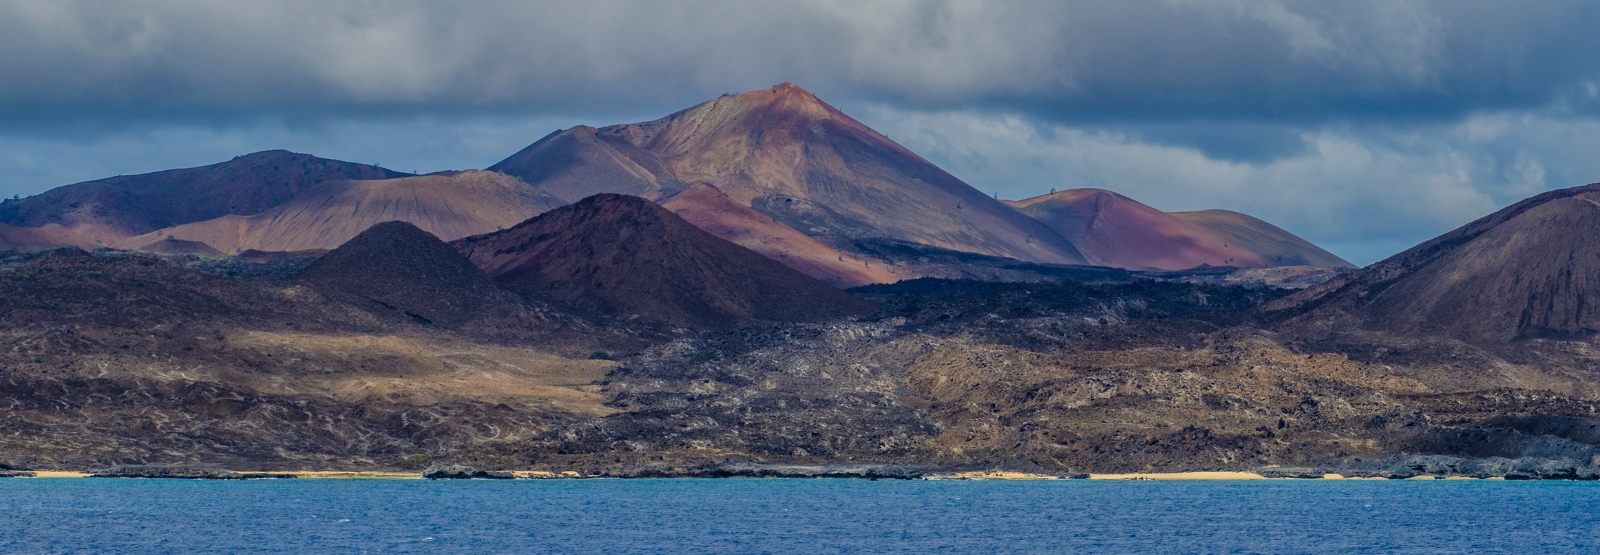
(660, 183), (898, 287)
(1010, 189), (1350, 270)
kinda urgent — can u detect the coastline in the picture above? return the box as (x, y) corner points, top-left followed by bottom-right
(0, 469), (1537, 481)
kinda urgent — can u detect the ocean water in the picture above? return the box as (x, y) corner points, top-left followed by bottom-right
(2, 478), (1596, 554)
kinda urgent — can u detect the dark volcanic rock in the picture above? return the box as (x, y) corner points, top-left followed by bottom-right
(624, 462), (927, 480)
(1311, 455), (1600, 480)
(91, 465), (291, 479)
(453, 194), (876, 330)
(422, 464), (513, 479)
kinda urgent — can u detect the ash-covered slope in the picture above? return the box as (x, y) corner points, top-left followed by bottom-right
(295, 221), (532, 329)
(114, 170), (566, 254)
(0, 223), (96, 252)
(0, 150), (405, 243)
(452, 194), (876, 330)
(1169, 209), (1352, 268)
(1008, 189), (1349, 271)
(491, 83), (1086, 265)
(659, 183), (898, 287)
(1269, 183), (1600, 342)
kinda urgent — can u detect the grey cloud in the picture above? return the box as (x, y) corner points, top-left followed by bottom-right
(3, 1), (1597, 123)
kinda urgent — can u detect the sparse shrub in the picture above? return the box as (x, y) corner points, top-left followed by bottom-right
(84, 271), (101, 277)
(183, 346), (193, 352)
(589, 350), (610, 360)
(408, 454), (429, 462)
(49, 302), (59, 310)
(32, 356), (42, 363)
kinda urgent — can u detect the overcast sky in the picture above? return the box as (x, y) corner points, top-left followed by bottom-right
(3, 0), (1598, 265)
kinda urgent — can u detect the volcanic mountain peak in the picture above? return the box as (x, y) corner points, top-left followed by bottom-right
(1273, 183), (1600, 342)
(0, 150), (406, 242)
(452, 194), (877, 330)
(491, 84), (1087, 266)
(296, 220), (524, 329)
(113, 170), (566, 254)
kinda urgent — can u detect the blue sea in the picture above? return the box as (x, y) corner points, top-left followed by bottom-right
(2, 478), (1596, 554)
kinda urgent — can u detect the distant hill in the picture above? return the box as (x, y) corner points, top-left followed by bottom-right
(1008, 189), (1351, 271)
(0, 223), (96, 252)
(659, 183), (898, 287)
(114, 170), (566, 254)
(1169, 210), (1352, 268)
(0, 150), (405, 243)
(296, 221), (539, 330)
(452, 194), (877, 330)
(1269, 183), (1600, 342)
(491, 83), (1087, 266)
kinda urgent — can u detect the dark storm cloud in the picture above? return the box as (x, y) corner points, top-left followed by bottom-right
(3, 0), (1596, 122)
(1, 0), (1597, 265)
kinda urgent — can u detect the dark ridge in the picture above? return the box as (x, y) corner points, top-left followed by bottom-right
(296, 221), (524, 329)
(453, 194), (877, 330)
(1268, 183), (1600, 342)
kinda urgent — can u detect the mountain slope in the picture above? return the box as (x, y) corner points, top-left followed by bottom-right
(491, 83), (1086, 265)
(0, 150), (406, 243)
(1169, 210), (1353, 268)
(1269, 183), (1600, 342)
(452, 194), (877, 330)
(659, 183), (898, 287)
(1007, 189), (1347, 271)
(1006, 189), (1253, 270)
(0, 223), (96, 251)
(295, 221), (535, 329)
(113, 171), (566, 254)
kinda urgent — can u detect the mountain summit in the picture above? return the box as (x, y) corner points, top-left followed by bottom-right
(491, 83), (1087, 265)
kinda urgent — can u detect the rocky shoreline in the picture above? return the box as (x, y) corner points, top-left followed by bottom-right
(5, 457), (1599, 481)
(1260, 455), (1600, 480)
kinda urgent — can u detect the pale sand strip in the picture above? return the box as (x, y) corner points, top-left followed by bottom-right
(27, 471), (90, 478)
